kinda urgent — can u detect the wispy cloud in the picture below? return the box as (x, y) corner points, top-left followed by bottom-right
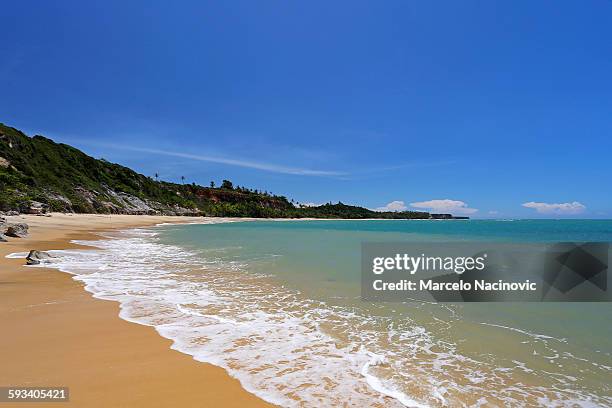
(62, 137), (455, 179)
(410, 199), (478, 215)
(375, 200), (408, 212)
(91, 144), (348, 177)
(522, 201), (586, 215)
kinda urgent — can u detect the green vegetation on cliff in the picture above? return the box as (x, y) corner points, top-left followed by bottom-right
(0, 123), (430, 219)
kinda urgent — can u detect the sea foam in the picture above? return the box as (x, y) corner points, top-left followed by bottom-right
(7, 226), (610, 407)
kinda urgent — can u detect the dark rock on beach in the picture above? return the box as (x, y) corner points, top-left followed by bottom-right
(5, 223), (29, 238)
(26, 250), (54, 265)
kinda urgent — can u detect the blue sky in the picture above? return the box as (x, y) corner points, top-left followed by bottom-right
(2, 1), (611, 218)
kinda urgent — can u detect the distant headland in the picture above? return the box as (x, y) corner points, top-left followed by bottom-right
(0, 123), (467, 220)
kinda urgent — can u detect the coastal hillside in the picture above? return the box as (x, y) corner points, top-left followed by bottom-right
(0, 123), (430, 219)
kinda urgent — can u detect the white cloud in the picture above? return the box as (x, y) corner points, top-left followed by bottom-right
(375, 200), (408, 212)
(70, 139), (455, 179)
(522, 201), (586, 215)
(488, 210), (499, 215)
(410, 199), (478, 215)
(89, 144), (347, 177)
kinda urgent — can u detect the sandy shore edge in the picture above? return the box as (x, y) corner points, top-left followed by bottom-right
(0, 213), (274, 408)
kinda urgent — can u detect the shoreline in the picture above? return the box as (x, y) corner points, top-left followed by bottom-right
(0, 213), (275, 408)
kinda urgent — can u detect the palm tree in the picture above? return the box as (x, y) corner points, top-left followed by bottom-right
(155, 172), (159, 181)
(181, 176), (185, 184)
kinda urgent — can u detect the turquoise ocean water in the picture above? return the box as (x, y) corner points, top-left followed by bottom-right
(22, 219), (612, 407)
(153, 219), (611, 407)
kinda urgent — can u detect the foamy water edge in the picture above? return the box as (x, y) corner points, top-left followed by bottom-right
(6, 221), (610, 407)
(6, 222), (423, 407)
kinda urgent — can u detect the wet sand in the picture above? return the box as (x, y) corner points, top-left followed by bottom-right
(0, 213), (274, 408)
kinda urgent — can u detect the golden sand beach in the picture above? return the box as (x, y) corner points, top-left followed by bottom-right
(0, 213), (274, 408)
